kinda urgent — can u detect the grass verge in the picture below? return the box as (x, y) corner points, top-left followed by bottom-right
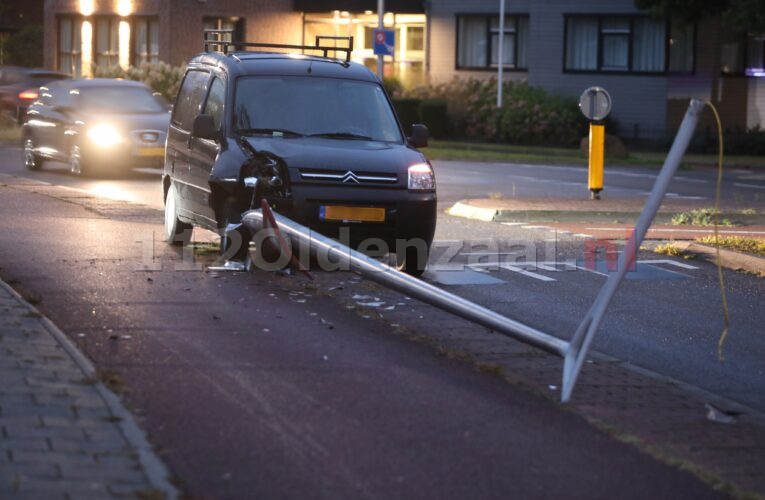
(695, 236), (765, 257)
(671, 208), (734, 226)
(423, 140), (765, 169)
(0, 126), (21, 143)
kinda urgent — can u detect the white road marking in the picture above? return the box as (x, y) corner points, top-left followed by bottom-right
(500, 264), (557, 281)
(584, 227), (765, 235)
(646, 259), (699, 270)
(734, 182), (765, 190)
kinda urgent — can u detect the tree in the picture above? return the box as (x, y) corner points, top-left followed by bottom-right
(1, 25), (43, 67)
(634, 0), (765, 33)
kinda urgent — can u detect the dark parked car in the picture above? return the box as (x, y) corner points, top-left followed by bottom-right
(162, 35), (437, 275)
(0, 67), (70, 122)
(22, 79), (170, 175)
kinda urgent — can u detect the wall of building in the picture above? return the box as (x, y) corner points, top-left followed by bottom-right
(43, 0), (301, 73)
(166, 0), (301, 67)
(525, 0), (668, 139)
(427, 0), (530, 85)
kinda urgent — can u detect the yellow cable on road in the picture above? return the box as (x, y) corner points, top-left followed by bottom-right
(704, 101), (730, 360)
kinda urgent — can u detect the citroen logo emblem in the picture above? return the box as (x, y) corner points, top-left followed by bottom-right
(342, 171), (360, 184)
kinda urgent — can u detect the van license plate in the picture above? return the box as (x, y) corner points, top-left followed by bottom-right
(137, 147), (164, 157)
(320, 206), (385, 222)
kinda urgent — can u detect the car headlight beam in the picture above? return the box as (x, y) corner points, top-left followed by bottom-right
(408, 162), (435, 191)
(86, 124), (123, 147)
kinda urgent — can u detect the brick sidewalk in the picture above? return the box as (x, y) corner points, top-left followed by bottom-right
(0, 280), (177, 499)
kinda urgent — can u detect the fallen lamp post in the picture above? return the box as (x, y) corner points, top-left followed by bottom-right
(241, 99), (707, 402)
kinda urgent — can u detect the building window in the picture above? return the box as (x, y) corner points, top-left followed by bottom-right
(565, 15), (694, 74)
(456, 15), (529, 70)
(668, 21), (695, 73)
(203, 16), (244, 51)
(58, 16), (83, 77)
(407, 26), (424, 52)
(133, 17), (159, 65)
(722, 33), (765, 76)
(95, 17), (119, 68)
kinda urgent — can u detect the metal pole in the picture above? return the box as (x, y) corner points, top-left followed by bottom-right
(562, 99), (706, 402)
(497, 0), (505, 108)
(242, 210), (569, 357)
(377, 0), (384, 79)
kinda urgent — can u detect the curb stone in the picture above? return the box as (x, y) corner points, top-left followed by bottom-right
(673, 241), (765, 275)
(446, 201), (497, 222)
(0, 279), (179, 500)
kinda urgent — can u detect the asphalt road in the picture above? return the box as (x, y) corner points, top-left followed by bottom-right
(1, 148), (764, 413)
(434, 159), (765, 208)
(0, 154), (727, 499)
(4, 151), (765, 212)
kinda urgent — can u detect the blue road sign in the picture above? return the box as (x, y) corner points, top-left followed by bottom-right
(373, 29), (395, 56)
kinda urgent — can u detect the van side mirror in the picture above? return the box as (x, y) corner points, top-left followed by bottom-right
(409, 124), (429, 148)
(193, 114), (218, 140)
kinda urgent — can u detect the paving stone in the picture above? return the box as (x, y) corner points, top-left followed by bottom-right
(59, 462), (146, 484)
(15, 479), (106, 499)
(10, 449), (97, 466)
(3, 423), (86, 441)
(0, 437), (51, 452)
(0, 282), (170, 497)
(0, 461), (61, 480)
(49, 437), (129, 454)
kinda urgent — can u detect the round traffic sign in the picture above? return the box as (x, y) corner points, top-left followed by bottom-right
(579, 87), (612, 122)
(375, 31), (385, 44)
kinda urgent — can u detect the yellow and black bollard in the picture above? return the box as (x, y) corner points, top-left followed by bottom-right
(588, 122), (605, 200)
(578, 87), (612, 201)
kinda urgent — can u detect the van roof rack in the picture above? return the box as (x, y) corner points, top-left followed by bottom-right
(203, 30), (354, 63)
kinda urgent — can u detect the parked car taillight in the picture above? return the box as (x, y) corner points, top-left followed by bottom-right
(18, 89), (39, 101)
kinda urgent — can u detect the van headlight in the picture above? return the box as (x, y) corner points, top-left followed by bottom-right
(408, 162), (435, 191)
(86, 124), (123, 147)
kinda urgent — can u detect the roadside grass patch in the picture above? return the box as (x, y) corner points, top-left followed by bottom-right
(0, 126), (21, 142)
(653, 242), (696, 260)
(695, 236), (765, 257)
(671, 208), (733, 227)
(0, 111), (21, 142)
(654, 243), (684, 257)
(740, 208), (758, 215)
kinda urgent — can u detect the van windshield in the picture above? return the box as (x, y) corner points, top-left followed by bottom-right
(79, 86), (166, 114)
(234, 76), (402, 143)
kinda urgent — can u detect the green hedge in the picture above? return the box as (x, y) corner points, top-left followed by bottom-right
(402, 78), (588, 146)
(93, 62), (185, 102)
(392, 98), (420, 137)
(419, 99), (449, 139)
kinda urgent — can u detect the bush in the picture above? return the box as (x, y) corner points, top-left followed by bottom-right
(1, 25), (43, 67)
(402, 77), (587, 146)
(383, 76), (404, 98)
(391, 98), (420, 137)
(419, 99), (449, 139)
(93, 62), (185, 102)
(725, 126), (765, 155)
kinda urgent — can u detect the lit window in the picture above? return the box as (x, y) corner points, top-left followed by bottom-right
(58, 16), (83, 77)
(95, 17), (119, 68)
(133, 17), (159, 65)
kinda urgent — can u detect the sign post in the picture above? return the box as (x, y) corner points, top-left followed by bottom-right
(376, 0), (385, 78)
(579, 87), (612, 200)
(496, 0), (505, 108)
